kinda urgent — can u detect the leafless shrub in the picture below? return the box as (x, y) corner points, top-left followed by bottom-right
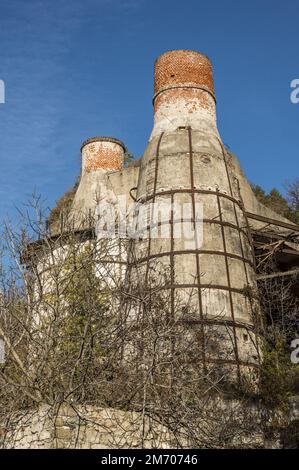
(0, 196), (263, 448)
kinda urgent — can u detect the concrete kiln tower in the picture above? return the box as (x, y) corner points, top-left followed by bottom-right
(72, 136), (126, 225)
(70, 137), (128, 285)
(19, 49), (299, 449)
(128, 50), (261, 384)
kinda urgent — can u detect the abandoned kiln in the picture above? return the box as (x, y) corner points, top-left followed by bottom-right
(53, 49), (299, 380)
(7, 49), (299, 449)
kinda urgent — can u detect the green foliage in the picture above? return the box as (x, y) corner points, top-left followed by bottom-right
(251, 183), (299, 223)
(240, 284), (255, 300)
(252, 185), (267, 205)
(47, 178), (79, 230)
(61, 246), (108, 355)
(124, 150), (134, 167)
(31, 242), (116, 403)
(281, 419), (299, 448)
(286, 178), (299, 224)
(59, 247), (108, 357)
(260, 341), (298, 411)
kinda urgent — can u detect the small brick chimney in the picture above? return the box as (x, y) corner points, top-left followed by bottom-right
(151, 50), (218, 139)
(81, 137), (125, 173)
(71, 136), (126, 227)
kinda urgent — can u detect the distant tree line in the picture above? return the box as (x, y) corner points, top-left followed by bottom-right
(252, 178), (299, 224)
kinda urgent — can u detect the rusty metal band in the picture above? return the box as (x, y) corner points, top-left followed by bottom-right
(137, 188), (243, 210)
(129, 186), (137, 202)
(152, 84), (217, 105)
(129, 249), (254, 269)
(80, 136), (127, 153)
(167, 283), (256, 295)
(135, 217), (250, 242)
(216, 189), (241, 383)
(181, 317), (257, 332)
(188, 126), (206, 371)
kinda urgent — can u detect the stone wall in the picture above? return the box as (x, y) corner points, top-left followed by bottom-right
(1, 405), (172, 449)
(3, 399), (298, 448)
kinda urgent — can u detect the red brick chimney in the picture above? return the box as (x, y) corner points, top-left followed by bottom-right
(81, 137), (125, 173)
(151, 50), (217, 139)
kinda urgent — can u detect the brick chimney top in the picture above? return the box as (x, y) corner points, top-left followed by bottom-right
(150, 50), (218, 139)
(81, 137), (125, 172)
(153, 49), (215, 105)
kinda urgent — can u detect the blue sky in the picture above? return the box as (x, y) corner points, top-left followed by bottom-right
(0, 0), (298, 223)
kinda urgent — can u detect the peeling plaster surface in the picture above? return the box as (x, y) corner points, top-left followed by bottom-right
(151, 91), (218, 140)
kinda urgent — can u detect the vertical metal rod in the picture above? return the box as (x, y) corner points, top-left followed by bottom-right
(216, 190), (241, 384)
(144, 132), (164, 284)
(217, 139), (261, 376)
(187, 126), (206, 372)
(236, 181), (263, 364)
(170, 192), (175, 317)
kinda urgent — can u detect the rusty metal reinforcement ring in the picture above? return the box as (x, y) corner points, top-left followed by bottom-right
(152, 84), (217, 105)
(80, 136), (127, 153)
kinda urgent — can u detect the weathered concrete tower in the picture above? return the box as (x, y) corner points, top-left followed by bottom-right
(71, 137), (127, 284)
(129, 50), (261, 385)
(72, 136), (126, 225)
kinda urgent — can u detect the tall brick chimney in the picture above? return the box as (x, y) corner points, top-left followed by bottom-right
(151, 50), (219, 141)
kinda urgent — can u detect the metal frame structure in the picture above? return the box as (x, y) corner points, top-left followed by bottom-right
(128, 127), (262, 385)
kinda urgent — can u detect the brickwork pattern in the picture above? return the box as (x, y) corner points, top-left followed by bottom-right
(82, 139), (124, 172)
(154, 50), (214, 95)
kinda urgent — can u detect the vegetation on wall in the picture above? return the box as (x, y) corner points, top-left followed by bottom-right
(47, 178), (79, 231)
(1, 177), (299, 448)
(0, 199), (266, 448)
(257, 255), (299, 418)
(47, 149), (135, 231)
